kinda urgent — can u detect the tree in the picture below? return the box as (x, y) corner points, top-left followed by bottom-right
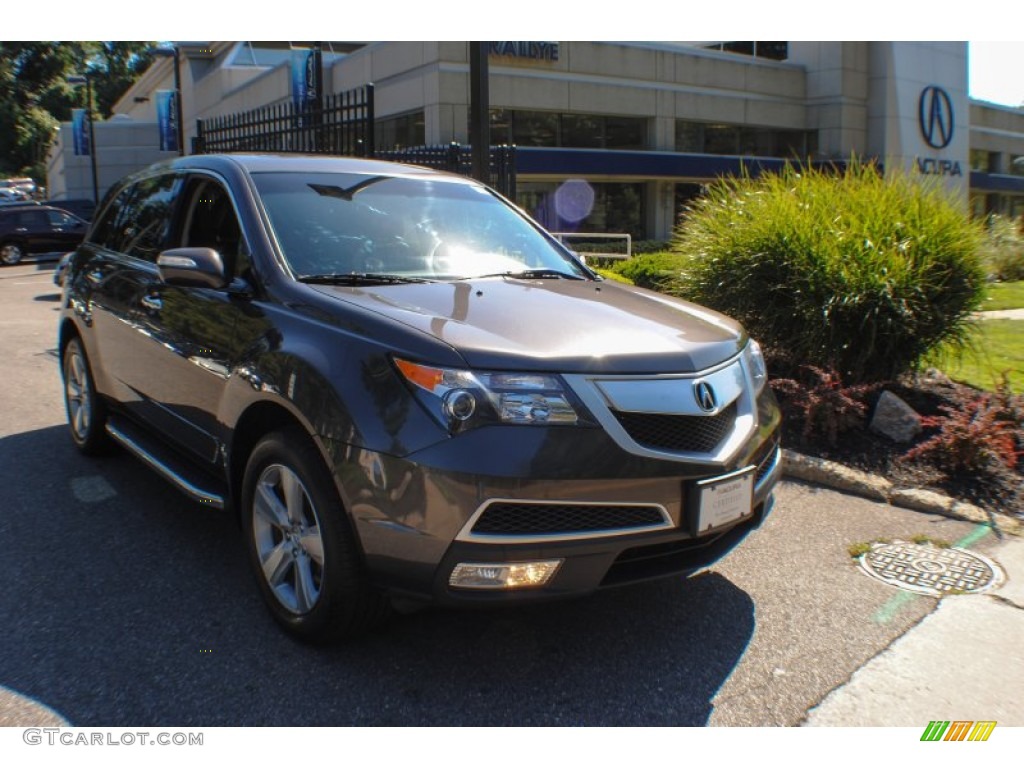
(0, 42), (155, 182)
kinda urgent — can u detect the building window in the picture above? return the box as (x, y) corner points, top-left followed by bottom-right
(969, 149), (991, 172)
(703, 42), (788, 61)
(518, 181), (647, 240)
(1010, 155), (1024, 177)
(675, 120), (816, 159)
(375, 111), (425, 151)
(489, 110), (648, 150)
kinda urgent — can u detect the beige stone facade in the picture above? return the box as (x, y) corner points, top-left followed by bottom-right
(46, 41), (1024, 237)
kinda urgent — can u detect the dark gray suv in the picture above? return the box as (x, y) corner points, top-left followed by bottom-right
(59, 154), (781, 642)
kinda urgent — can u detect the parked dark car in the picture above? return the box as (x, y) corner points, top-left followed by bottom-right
(0, 205), (88, 265)
(47, 197), (96, 222)
(59, 154), (782, 642)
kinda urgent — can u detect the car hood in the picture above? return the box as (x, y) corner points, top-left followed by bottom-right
(308, 277), (746, 374)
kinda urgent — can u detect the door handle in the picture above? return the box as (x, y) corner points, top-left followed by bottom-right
(140, 294), (162, 312)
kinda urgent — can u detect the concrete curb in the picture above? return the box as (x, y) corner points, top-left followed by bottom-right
(782, 449), (1022, 534)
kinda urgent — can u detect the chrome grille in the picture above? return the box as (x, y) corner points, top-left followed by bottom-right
(470, 502), (668, 537)
(754, 437), (781, 486)
(611, 402), (738, 453)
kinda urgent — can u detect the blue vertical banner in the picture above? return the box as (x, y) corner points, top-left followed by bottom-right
(291, 49), (310, 110)
(156, 90), (180, 153)
(291, 48), (318, 126)
(72, 109), (90, 156)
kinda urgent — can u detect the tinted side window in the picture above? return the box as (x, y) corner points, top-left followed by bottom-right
(120, 175), (180, 262)
(46, 210), (80, 228)
(16, 210), (48, 229)
(179, 178), (244, 277)
(87, 185), (134, 251)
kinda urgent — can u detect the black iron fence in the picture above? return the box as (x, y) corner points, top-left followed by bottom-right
(194, 84), (516, 200)
(376, 143), (517, 201)
(193, 85), (375, 157)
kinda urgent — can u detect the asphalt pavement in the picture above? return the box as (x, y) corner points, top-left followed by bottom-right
(0, 258), (1020, 730)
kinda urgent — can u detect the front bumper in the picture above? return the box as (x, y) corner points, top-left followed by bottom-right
(331, 390), (782, 604)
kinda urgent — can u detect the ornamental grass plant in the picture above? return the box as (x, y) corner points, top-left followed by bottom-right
(668, 163), (987, 384)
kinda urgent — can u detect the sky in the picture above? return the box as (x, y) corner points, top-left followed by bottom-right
(5, 1), (1022, 110)
(968, 42), (1023, 107)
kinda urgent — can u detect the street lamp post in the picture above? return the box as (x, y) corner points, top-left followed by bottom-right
(68, 74), (99, 205)
(149, 46), (184, 156)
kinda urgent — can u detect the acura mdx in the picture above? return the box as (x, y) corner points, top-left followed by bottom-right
(58, 154), (782, 641)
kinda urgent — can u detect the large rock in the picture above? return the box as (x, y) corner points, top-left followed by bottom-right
(869, 390), (922, 443)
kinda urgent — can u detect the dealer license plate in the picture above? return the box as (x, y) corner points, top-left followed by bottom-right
(694, 467), (754, 534)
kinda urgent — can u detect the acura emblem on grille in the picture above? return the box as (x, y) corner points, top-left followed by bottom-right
(694, 380), (717, 413)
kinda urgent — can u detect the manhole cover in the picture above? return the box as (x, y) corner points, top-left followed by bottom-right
(858, 542), (1004, 597)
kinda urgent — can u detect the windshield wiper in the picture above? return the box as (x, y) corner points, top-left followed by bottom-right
(298, 273), (436, 285)
(462, 269), (586, 281)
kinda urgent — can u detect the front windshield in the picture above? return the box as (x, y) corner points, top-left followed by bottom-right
(251, 171), (588, 281)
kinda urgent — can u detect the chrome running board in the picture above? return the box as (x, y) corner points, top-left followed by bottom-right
(105, 420), (225, 510)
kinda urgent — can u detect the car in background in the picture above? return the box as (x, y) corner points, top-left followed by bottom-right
(59, 154), (782, 642)
(0, 177), (37, 198)
(48, 198), (96, 222)
(0, 205), (88, 266)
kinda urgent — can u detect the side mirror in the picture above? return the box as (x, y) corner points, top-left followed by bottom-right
(157, 247), (227, 289)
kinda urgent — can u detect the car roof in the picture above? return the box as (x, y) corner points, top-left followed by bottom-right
(142, 153), (477, 184)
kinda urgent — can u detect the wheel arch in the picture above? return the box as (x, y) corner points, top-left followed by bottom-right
(228, 400), (346, 522)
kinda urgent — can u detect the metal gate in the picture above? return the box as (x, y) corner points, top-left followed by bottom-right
(193, 84), (516, 201)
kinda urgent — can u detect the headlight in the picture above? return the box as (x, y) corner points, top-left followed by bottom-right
(394, 358), (580, 433)
(743, 339), (768, 393)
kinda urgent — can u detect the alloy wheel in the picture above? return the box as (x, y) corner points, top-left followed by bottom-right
(64, 347), (92, 442)
(251, 463), (326, 615)
(0, 243), (24, 266)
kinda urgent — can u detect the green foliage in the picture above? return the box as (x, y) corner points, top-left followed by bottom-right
(594, 268), (633, 284)
(631, 239), (671, 255)
(611, 251), (691, 290)
(668, 162), (987, 384)
(0, 42), (155, 179)
(980, 215), (1024, 281)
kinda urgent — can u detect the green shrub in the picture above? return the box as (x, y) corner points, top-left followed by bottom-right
(594, 268), (633, 284)
(632, 239), (671, 254)
(980, 215), (1024, 281)
(668, 162), (987, 383)
(611, 251), (691, 290)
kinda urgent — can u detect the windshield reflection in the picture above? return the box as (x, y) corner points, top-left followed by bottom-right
(251, 172), (589, 282)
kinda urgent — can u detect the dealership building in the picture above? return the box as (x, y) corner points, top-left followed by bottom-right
(47, 41), (1024, 240)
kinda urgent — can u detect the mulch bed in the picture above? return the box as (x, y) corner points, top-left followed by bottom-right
(773, 370), (1024, 520)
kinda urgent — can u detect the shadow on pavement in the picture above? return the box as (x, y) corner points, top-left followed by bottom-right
(0, 424), (755, 726)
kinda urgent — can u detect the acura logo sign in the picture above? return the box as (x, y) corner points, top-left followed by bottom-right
(919, 86), (954, 150)
(694, 381), (717, 413)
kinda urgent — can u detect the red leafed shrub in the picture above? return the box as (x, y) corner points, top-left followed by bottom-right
(902, 391), (1021, 472)
(770, 366), (879, 446)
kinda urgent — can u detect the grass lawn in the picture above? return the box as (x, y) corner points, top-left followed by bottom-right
(936, 319), (1024, 392)
(981, 281), (1024, 311)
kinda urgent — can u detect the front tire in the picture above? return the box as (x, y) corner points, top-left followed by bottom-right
(62, 337), (110, 454)
(241, 428), (389, 642)
(1, 242), (24, 266)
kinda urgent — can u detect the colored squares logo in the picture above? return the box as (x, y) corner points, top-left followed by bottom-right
(921, 721), (997, 742)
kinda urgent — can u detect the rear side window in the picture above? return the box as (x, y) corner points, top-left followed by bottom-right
(87, 185), (133, 251)
(120, 175), (180, 262)
(88, 174), (180, 260)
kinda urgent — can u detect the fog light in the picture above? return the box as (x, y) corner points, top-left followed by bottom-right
(449, 560), (563, 590)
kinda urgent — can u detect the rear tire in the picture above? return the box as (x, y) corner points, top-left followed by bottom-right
(241, 427), (390, 642)
(62, 337), (111, 454)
